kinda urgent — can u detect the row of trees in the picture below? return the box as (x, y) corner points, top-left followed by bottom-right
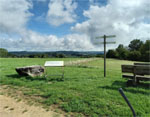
(27, 53), (67, 58)
(0, 49), (67, 58)
(106, 39), (150, 62)
(0, 49), (100, 58)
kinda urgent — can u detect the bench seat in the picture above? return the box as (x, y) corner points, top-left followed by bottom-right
(123, 75), (150, 81)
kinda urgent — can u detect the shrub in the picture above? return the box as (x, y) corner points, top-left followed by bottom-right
(106, 49), (118, 58)
(0, 48), (9, 57)
(127, 51), (141, 61)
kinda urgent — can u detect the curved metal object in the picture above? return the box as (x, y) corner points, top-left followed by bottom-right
(119, 88), (136, 117)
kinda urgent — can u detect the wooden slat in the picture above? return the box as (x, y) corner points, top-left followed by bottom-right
(122, 75), (150, 81)
(121, 65), (134, 73)
(134, 63), (150, 66)
(134, 65), (150, 75)
(136, 76), (150, 81)
(96, 35), (116, 39)
(122, 74), (133, 78)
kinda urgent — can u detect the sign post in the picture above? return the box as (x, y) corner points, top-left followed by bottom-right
(96, 35), (116, 77)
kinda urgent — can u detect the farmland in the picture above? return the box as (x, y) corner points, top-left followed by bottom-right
(0, 58), (150, 116)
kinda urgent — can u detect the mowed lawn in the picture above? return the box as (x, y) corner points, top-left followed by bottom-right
(0, 58), (150, 116)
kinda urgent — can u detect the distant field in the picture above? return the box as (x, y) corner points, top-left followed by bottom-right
(0, 58), (150, 116)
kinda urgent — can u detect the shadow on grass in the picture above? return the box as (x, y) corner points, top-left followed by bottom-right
(112, 80), (150, 89)
(6, 74), (23, 78)
(6, 74), (64, 82)
(6, 74), (45, 80)
(99, 81), (150, 95)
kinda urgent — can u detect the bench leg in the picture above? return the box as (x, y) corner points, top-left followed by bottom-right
(62, 75), (64, 81)
(137, 79), (140, 84)
(132, 71), (137, 86)
(133, 76), (137, 86)
(62, 66), (64, 81)
(133, 80), (136, 86)
(44, 67), (46, 78)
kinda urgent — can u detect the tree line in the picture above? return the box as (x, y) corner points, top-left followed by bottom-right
(0, 49), (67, 58)
(106, 39), (150, 62)
(0, 49), (103, 58)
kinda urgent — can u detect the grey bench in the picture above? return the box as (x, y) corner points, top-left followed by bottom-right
(121, 64), (150, 85)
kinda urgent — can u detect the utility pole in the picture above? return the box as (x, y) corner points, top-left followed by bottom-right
(96, 35), (116, 77)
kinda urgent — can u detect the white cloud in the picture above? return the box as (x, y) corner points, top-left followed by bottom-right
(72, 0), (150, 47)
(1, 30), (96, 51)
(63, 34), (96, 50)
(0, 0), (32, 34)
(46, 0), (77, 26)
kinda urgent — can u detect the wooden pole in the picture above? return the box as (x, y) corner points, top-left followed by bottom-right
(95, 35), (116, 78)
(104, 35), (106, 77)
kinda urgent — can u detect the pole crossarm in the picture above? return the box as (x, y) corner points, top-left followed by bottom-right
(96, 35), (116, 39)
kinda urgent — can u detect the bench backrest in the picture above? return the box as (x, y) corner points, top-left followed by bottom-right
(134, 63), (150, 66)
(122, 65), (150, 75)
(44, 61), (64, 67)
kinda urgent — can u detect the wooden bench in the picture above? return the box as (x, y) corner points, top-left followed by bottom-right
(44, 61), (64, 79)
(121, 64), (150, 85)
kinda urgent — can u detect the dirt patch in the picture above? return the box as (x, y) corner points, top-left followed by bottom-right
(0, 87), (64, 117)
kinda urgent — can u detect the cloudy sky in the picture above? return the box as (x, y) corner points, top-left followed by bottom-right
(0, 0), (150, 51)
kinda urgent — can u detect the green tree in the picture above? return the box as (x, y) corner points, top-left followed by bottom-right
(58, 53), (66, 58)
(128, 39), (143, 51)
(116, 44), (129, 59)
(140, 40), (150, 62)
(42, 54), (49, 58)
(127, 51), (141, 61)
(106, 49), (118, 58)
(0, 48), (9, 57)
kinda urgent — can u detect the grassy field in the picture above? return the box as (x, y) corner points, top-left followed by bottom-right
(0, 58), (150, 116)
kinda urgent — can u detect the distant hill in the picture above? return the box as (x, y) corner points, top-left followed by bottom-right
(9, 51), (104, 58)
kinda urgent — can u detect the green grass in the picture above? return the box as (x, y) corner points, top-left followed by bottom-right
(0, 58), (150, 116)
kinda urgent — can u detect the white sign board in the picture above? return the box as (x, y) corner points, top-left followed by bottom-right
(44, 61), (64, 67)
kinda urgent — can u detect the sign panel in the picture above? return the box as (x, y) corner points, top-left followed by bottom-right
(94, 42), (116, 45)
(44, 61), (64, 67)
(96, 35), (116, 39)
(96, 36), (104, 39)
(105, 35), (116, 38)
